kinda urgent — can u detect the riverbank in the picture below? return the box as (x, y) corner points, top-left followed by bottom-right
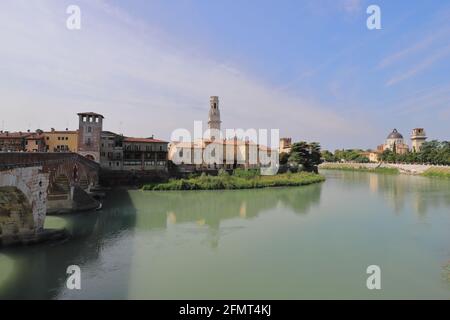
(319, 163), (399, 174)
(422, 167), (450, 178)
(143, 172), (325, 191)
(320, 162), (450, 177)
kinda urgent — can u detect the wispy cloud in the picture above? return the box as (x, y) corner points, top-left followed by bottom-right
(385, 44), (450, 86)
(394, 85), (450, 115)
(0, 0), (367, 149)
(378, 27), (450, 69)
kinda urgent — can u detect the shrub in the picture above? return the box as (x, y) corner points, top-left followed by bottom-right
(145, 171), (325, 191)
(218, 168), (229, 177)
(232, 168), (260, 179)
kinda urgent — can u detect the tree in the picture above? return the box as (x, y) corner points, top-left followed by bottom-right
(321, 150), (335, 162)
(309, 142), (323, 167)
(288, 141), (323, 173)
(279, 152), (290, 165)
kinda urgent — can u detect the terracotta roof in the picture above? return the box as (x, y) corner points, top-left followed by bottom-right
(124, 137), (167, 143)
(0, 132), (32, 139)
(45, 130), (78, 134)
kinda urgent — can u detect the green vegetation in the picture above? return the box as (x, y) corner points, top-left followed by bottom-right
(143, 170), (325, 191)
(443, 261), (450, 284)
(279, 152), (289, 165)
(324, 149), (370, 163)
(320, 163), (399, 174)
(381, 140), (450, 165)
(287, 141), (323, 173)
(421, 167), (450, 178)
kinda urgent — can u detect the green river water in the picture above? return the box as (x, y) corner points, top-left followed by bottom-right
(0, 171), (449, 299)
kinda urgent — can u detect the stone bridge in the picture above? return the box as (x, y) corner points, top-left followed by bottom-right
(0, 153), (100, 244)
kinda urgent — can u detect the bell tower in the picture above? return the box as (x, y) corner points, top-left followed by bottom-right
(411, 128), (427, 152)
(77, 112), (104, 162)
(208, 96), (221, 139)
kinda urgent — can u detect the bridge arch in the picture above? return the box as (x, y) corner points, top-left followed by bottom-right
(0, 166), (49, 232)
(0, 186), (34, 237)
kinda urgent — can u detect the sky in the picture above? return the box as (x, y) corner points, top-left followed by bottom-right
(0, 0), (449, 151)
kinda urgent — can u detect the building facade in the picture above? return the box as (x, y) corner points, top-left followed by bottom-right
(25, 131), (46, 152)
(100, 131), (123, 169)
(169, 138), (272, 171)
(44, 129), (78, 153)
(0, 131), (33, 152)
(100, 132), (168, 171)
(359, 150), (380, 163)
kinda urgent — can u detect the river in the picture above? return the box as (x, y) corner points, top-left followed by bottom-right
(0, 171), (449, 299)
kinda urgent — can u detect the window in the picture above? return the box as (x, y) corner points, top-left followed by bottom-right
(87, 127), (92, 133)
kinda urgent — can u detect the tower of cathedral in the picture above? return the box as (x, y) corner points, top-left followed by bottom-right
(208, 96), (221, 140)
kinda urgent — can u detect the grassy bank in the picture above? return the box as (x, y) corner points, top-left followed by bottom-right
(143, 172), (325, 191)
(421, 167), (450, 178)
(320, 163), (399, 174)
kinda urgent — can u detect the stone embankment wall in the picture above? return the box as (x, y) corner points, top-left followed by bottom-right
(319, 162), (450, 175)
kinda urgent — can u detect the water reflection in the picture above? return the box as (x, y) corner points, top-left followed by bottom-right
(323, 170), (450, 218)
(0, 184), (323, 299)
(130, 184), (323, 248)
(0, 191), (137, 299)
(131, 184), (322, 228)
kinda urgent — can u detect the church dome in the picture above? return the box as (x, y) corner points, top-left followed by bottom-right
(387, 129), (403, 139)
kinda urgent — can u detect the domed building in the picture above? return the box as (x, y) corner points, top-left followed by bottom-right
(378, 129), (409, 155)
